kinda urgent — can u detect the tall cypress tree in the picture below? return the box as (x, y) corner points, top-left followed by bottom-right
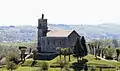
(73, 38), (80, 62)
(81, 36), (88, 56)
(73, 38), (80, 57)
(73, 37), (86, 62)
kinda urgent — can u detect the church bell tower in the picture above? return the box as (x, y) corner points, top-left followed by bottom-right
(37, 14), (48, 52)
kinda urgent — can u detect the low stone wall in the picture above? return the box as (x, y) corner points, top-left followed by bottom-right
(35, 52), (58, 60)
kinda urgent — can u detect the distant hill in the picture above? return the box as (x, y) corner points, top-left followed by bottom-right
(48, 24), (120, 40)
(0, 24), (120, 42)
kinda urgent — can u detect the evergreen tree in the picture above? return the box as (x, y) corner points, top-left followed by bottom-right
(81, 36), (88, 56)
(73, 37), (87, 62)
(116, 48), (120, 61)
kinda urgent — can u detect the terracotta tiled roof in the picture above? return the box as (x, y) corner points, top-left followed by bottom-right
(47, 30), (73, 37)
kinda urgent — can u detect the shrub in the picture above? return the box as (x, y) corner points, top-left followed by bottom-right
(41, 61), (49, 71)
(104, 47), (116, 60)
(57, 59), (66, 69)
(5, 52), (19, 71)
(62, 64), (71, 71)
(91, 66), (96, 71)
(6, 62), (18, 71)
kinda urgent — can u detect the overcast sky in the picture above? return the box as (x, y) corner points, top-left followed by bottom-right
(0, 0), (120, 26)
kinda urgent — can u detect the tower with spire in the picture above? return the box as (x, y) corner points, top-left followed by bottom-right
(37, 14), (48, 52)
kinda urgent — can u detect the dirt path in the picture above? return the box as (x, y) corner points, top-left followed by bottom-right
(97, 56), (118, 62)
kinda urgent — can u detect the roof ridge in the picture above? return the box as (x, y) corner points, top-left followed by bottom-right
(47, 30), (74, 37)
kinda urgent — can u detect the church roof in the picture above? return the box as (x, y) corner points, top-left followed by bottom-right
(47, 30), (74, 37)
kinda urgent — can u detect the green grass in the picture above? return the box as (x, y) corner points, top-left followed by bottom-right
(22, 55), (76, 67)
(23, 54), (120, 67)
(21, 59), (33, 66)
(21, 54), (120, 71)
(0, 67), (62, 71)
(84, 54), (120, 67)
(0, 67), (117, 71)
(1, 54), (120, 71)
(0, 67), (39, 71)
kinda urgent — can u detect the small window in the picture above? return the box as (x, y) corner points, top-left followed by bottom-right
(60, 41), (62, 45)
(48, 41), (49, 45)
(53, 40), (55, 45)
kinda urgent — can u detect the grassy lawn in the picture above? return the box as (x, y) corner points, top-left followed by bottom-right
(84, 54), (120, 67)
(0, 67), (116, 71)
(0, 67), (62, 71)
(19, 54), (120, 71)
(23, 54), (120, 67)
(1, 54), (120, 71)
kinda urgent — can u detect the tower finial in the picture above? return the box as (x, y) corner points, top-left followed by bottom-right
(41, 14), (44, 19)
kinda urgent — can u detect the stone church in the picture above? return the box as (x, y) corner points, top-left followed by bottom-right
(37, 14), (81, 53)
